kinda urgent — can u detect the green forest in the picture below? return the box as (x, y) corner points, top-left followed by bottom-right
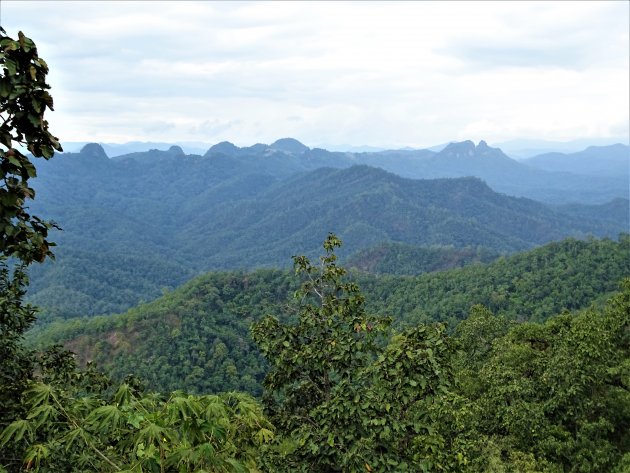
(4, 237), (630, 472)
(24, 157), (628, 322)
(1, 29), (629, 473)
(25, 235), (630, 397)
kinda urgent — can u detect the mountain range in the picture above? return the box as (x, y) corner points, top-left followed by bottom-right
(492, 136), (630, 158)
(56, 138), (629, 204)
(58, 136), (629, 160)
(26, 138), (628, 320)
(521, 143), (629, 177)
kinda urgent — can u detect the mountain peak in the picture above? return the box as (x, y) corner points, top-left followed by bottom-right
(205, 141), (240, 157)
(270, 138), (309, 154)
(438, 140), (503, 159)
(168, 145), (185, 156)
(80, 143), (108, 159)
(441, 140), (476, 157)
(476, 140), (499, 155)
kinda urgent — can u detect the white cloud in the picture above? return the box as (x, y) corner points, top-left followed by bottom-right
(1, 0), (628, 148)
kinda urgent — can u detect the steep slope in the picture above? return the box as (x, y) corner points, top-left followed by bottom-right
(176, 165), (625, 268)
(27, 236), (630, 395)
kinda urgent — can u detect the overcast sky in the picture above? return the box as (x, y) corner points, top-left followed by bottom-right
(1, 1), (628, 149)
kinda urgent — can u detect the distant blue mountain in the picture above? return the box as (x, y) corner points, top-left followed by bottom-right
(54, 138), (628, 205)
(522, 144), (629, 178)
(494, 137), (630, 159)
(61, 141), (211, 157)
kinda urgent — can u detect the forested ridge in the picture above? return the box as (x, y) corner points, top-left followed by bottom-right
(345, 243), (500, 276)
(27, 235), (630, 396)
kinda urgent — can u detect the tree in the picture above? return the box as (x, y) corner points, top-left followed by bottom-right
(0, 26), (63, 449)
(445, 280), (630, 472)
(1, 366), (274, 472)
(0, 27), (62, 264)
(252, 234), (456, 472)
(0, 27), (63, 471)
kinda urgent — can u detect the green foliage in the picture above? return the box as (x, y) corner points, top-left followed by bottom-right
(27, 247), (196, 322)
(28, 269), (300, 395)
(252, 235), (455, 471)
(0, 28), (62, 264)
(0, 262), (37, 429)
(27, 236), (629, 397)
(445, 279), (630, 471)
(4, 229), (629, 471)
(1, 357), (273, 472)
(361, 235), (630, 327)
(0, 28), (63, 468)
(345, 242), (499, 276)
(251, 234), (390, 434)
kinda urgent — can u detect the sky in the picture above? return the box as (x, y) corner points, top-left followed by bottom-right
(1, 1), (628, 150)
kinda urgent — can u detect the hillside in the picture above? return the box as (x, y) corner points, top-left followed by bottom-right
(185, 165), (620, 265)
(345, 243), (499, 275)
(555, 198), (630, 228)
(26, 151), (627, 319)
(27, 236), (630, 395)
(360, 236), (630, 327)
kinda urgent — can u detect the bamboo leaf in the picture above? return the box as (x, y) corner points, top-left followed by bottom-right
(0, 419), (32, 446)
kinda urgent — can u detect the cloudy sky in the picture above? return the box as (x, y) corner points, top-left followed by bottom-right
(1, 1), (628, 149)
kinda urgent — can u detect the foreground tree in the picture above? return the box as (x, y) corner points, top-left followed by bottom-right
(442, 279), (630, 472)
(252, 234), (456, 472)
(0, 27), (62, 263)
(1, 360), (274, 472)
(0, 27), (63, 462)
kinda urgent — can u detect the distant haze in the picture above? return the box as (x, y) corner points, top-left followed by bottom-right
(1, 1), (628, 149)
